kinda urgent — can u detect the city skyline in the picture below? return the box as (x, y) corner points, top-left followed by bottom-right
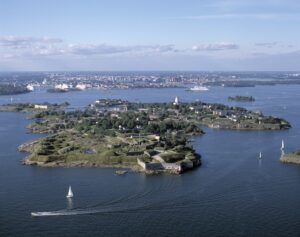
(1, 0), (300, 71)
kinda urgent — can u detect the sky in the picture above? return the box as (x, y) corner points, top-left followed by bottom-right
(0, 0), (300, 71)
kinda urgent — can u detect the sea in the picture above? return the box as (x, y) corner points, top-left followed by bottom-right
(0, 85), (300, 237)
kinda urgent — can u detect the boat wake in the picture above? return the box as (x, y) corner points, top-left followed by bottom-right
(31, 176), (182, 217)
(31, 209), (110, 217)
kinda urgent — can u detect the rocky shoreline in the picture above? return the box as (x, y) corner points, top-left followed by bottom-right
(18, 140), (39, 153)
(280, 154), (300, 165)
(21, 158), (190, 175)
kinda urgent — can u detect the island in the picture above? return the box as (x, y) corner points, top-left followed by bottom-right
(0, 98), (291, 174)
(228, 96), (255, 102)
(0, 84), (30, 95)
(0, 102), (69, 112)
(280, 150), (300, 165)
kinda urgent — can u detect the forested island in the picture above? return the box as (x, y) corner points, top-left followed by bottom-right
(0, 98), (291, 174)
(0, 84), (30, 95)
(228, 96), (255, 102)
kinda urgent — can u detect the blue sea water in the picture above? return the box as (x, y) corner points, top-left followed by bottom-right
(0, 85), (300, 237)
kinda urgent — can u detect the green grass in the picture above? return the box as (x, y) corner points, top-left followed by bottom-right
(160, 151), (185, 163)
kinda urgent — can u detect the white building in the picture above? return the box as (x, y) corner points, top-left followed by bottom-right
(34, 104), (48, 109)
(75, 84), (87, 90)
(55, 84), (69, 90)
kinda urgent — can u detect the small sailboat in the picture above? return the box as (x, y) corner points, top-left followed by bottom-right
(259, 152), (262, 159)
(281, 140), (285, 150)
(66, 186), (73, 198)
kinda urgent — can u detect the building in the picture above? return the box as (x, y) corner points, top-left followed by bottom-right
(34, 104), (48, 109)
(75, 84), (87, 90)
(213, 110), (227, 116)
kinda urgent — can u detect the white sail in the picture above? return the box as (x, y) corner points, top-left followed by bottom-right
(259, 152), (262, 159)
(281, 140), (285, 150)
(66, 186), (73, 198)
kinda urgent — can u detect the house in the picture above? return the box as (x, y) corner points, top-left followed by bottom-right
(34, 104), (48, 109)
(213, 110), (227, 116)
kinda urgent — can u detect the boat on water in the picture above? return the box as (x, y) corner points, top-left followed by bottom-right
(259, 152), (262, 159)
(31, 186), (74, 216)
(115, 170), (128, 175)
(281, 140), (285, 150)
(189, 85), (209, 91)
(66, 186), (73, 198)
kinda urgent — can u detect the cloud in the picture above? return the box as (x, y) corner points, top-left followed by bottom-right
(255, 42), (295, 49)
(0, 36), (63, 49)
(192, 42), (239, 51)
(2, 47), (300, 71)
(241, 50), (300, 70)
(174, 13), (300, 21)
(203, 0), (300, 9)
(255, 42), (278, 48)
(0, 36), (178, 58)
(67, 44), (177, 55)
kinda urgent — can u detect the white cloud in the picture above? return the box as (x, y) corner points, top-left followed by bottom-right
(66, 44), (177, 55)
(174, 13), (300, 21)
(255, 42), (278, 48)
(0, 36), (63, 49)
(0, 36), (178, 58)
(192, 42), (239, 51)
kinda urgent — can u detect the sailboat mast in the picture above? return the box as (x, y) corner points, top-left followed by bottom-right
(281, 140), (285, 150)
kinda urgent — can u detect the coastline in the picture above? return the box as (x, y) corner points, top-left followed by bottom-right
(280, 154), (300, 165)
(18, 138), (201, 174)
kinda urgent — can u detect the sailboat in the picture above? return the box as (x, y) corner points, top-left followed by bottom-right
(281, 140), (285, 150)
(66, 186), (74, 198)
(259, 152), (262, 159)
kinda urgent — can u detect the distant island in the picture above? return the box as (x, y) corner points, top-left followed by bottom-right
(228, 96), (255, 102)
(280, 150), (300, 165)
(0, 84), (30, 95)
(0, 98), (291, 174)
(0, 102), (69, 112)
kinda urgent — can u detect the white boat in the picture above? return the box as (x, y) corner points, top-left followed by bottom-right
(66, 186), (73, 198)
(26, 85), (34, 91)
(281, 140), (285, 150)
(259, 152), (262, 159)
(189, 85), (209, 91)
